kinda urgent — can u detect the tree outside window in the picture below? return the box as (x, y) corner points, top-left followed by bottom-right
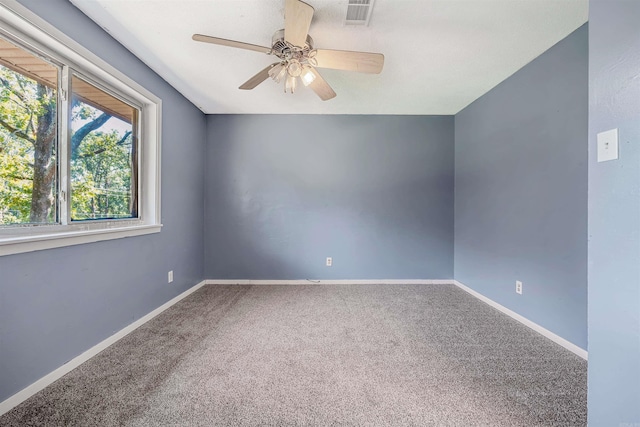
(0, 36), (138, 226)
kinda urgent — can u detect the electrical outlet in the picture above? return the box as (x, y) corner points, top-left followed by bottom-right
(168, 270), (174, 283)
(326, 257), (332, 267)
(516, 280), (522, 295)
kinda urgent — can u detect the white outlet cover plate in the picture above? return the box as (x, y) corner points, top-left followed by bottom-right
(597, 128), (619, 162)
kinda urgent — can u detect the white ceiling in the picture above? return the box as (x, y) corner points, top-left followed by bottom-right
(70, 0), (588, 115)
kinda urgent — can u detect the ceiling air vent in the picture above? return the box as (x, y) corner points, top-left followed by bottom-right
(345, 0), (375, 26)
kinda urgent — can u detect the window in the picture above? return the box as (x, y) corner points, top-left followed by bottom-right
(0, 36), (59, 226)
(0, 1), (161, 256)
(69, 75), (139, 222)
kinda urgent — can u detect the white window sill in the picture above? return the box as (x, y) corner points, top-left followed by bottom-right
(0, 224), (162, 256)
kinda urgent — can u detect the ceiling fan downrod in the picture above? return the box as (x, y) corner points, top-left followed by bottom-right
(192, 0), (384, 101)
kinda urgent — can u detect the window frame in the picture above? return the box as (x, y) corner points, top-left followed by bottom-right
(0, 0), (162, 256)
(68, 72), (142, 223)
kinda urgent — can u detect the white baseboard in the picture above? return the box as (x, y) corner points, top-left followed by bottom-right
(0, 280), (208, 417)
(210, 279), (587, 360)
(0, 277), (587, 417)
(453, 280), (588, 360)
(206, 279), (453, 285)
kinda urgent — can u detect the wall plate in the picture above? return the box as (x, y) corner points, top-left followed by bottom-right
(597, 128), (619, 162)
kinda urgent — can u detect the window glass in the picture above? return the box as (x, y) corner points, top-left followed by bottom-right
(0, 36), (58, 225)
(70, 75), (138, 221)
(0, 1), (161, 256)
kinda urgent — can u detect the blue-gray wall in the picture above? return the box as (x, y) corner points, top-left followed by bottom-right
(10, 2), (639, 422)
(0, 0), (206, 402)
(454, 25), (588, 349)
(588, 1), (640, 424)
(205, 115), (454, 280)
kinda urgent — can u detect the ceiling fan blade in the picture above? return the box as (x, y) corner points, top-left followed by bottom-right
(284, 0), (314, 47)
(192, 34), (272, 54)
(239, 63), (280, 90)
(313, 49), (384, 74)
(307, 68), (336, 101)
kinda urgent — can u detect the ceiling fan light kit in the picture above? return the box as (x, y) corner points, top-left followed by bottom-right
(192, 0), (384, 101)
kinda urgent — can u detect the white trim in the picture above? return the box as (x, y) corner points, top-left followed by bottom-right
(0, 280), (207, 417)
(208, 279), (587, 359)
(0, 224), (162, 256)
(453, 280), (588, 360)
(0, 0), (162, 256)
(0, 0), (160, 110)
(0, 278), (587, 416)
(206, 279), (452, 285)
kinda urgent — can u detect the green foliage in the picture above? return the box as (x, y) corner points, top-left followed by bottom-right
(0, 132), (32, 223)
(1, 64), (135, 225)
(70, 118), (134, 220)
(71, 101), (98, 122)
(0, 64), (45, 225)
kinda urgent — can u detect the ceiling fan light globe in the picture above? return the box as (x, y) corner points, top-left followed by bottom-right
(287, 60), (302, 77)
(269, 64), (287, 83)
(277, 67), (287, 82)
(192, 0), (384, 101)
(268, 63), (282, 77)
(301, 68), (316, 86)
(285, 74), (297, 93)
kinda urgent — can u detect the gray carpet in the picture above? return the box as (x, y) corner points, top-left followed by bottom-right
(0, 284), (587, 426)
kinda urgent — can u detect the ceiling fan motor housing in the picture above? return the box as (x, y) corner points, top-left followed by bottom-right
(271, 29), (314, 61)
(191, 0), (383, 101)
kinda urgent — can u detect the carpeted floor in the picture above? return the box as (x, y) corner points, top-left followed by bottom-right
(0, 284), (587, 426)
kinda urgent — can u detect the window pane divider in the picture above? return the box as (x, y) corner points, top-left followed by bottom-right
(59, 64), (70, 225)
(0, 0), (162, 256)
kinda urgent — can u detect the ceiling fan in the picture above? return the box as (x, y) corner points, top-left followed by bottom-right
(192, 0), (384, 101)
